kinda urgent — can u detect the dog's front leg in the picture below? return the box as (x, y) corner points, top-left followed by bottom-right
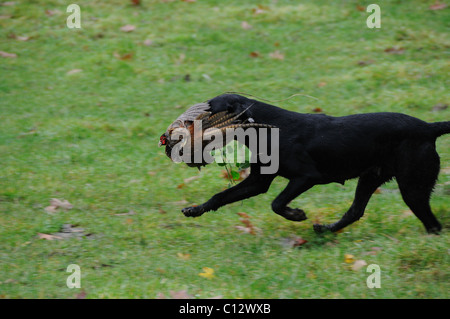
(182, 173), (275, 217)
(271, 177), (313, 221)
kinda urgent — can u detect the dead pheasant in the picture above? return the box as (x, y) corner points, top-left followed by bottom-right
(159, 100), (275, 168)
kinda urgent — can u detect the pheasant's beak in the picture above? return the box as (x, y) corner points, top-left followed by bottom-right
(158, 140), (162, 147)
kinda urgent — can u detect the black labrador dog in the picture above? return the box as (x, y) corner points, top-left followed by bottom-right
(176, 94), (449, 233)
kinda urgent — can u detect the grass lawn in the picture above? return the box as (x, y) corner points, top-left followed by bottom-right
(0, 0), (449, 299)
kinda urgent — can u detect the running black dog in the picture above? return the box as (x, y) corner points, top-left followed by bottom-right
(163, 94), (449, 233)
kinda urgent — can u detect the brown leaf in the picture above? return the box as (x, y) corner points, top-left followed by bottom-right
(312, 107), (323, 113)
(241, 21), (252, 30)
(429, 2), (447, 10)
(131, 0), (141, 5)
(269, 50), (285, 60)
(120, 24), (136, 32)
(113, 52), (133, 60)
(317, 81), (327, 88)
(0, 51), (17, 58)
(357, 60), (375, 66)
(177, 183), (185, 189)
(356, 5), (365, 11)
(384, 47), (405, 54)
(45, 9), (61, 16)
(292, 237), (308, 247)
(249, 51), (261, 58)
(37, 233), (63, 240)
(237, 212), (250, 219)
(114, 210), (136, 216)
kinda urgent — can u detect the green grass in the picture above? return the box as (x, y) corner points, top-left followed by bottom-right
(0, 0), (449, 299)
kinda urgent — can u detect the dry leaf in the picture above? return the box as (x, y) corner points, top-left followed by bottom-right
(292, 237), (308, 247)
(177, 252), (191, 260)
(131, 0), (141, 5)
(237, 212), (250, 219)
(0, 51), (17, 58)
(184, 175), (200, 183)
(249, 51), (261, 58)
(269, 50), (284, 60)
(198, 267), (215, 279)
(120, 25), (136, 32)
(114, 210), (136, 216)
(317, 82), (327, 88)
(432, 103), (448, 112)
(384, 47), (405, 54)
(114, 52), (133, 60)
(356, 5), (365, 11)
(15, 36), (30, 41)
(351, 260), (367, 271)
(37, 233), (63, 240)
(45, 9), (61, 16)
(50, 198), (73, 210)
(429, 2), (447, 10)
(66, 69), (82, 75)
(241, 21), (252, 30)
(143, 39), (153, 46)
(312, 107), (323, 113)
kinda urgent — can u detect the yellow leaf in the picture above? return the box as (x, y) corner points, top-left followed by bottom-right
(198, 267), (215, 279)
(344, 254), (355, 263)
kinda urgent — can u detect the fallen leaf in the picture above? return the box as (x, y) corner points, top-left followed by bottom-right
(237, 212), (250, 219)
(37, 233), (63, 240)
(241, 21), (252, 30)
(0, 51), (17, 58)
(120, 24), (136, 32)
(131, 0), (141, 5)
(45, 9), (61, 16)
(50, 198), (73, 210)
(113, 210), (136, 216)
(75, 290), (87, 299)
(357, 60), (375, 66)
(269, 50), (285, 60)
(312, 107), (323, 113)
(177, 252), (191, 260)
(249, 51), (261, 58)
(344, 254), (355, 263)
(431, 103), (448, 112)
(177, 183), (185, 189)
(143, 39), (153, 46)
(384, 47), (405, 54)
(15, 35), (30, 41)
(184, 175), (200, 183)
(351, 260), (367, 271)
(169, 290), (193, 299)
(356, 5), (365, 11)
(292, 237), (308, 247)
(198, 267), (215, 279)
(66, 69), (82, 75)
(113, 52), (133, 60)
(429, 2), (447, 10)
(317, 82), (327, 88)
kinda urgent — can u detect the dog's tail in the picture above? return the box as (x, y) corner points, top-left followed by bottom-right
(430, 121), (450, 138)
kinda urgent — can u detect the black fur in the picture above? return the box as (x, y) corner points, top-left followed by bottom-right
(181, 94), (449, 233)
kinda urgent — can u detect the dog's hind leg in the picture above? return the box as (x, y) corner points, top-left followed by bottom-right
(314, 170), (392, 233)
(271, 177), (313, 221)
(395, 142), (442, 234)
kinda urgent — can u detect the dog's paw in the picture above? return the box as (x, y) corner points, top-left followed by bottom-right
(182, 205), (205, 218)
(282, 207), (307, 222)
